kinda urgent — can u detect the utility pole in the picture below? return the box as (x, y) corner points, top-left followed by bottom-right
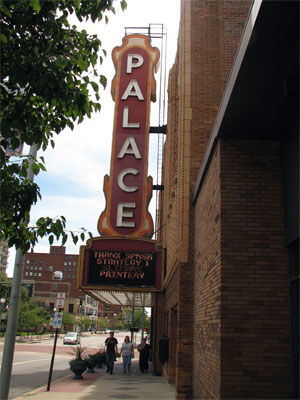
(0, 144), (37, 400)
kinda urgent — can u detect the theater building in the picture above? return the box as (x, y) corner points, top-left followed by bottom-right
(151, 0), (299, 399)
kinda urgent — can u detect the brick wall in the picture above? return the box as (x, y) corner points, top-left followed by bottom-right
(189, 0), (253, 183)
(23, 249), (85, 313)
(193, 139), (293, 398)
(160, 1), (253, 398)
(220, 139), (293, 398)
(193, 143), (222, 399)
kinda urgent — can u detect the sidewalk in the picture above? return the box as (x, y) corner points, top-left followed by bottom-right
(13, 358), (176, 400)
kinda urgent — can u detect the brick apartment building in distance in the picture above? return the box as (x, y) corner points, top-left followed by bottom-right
(150, 0), (299, 399)
(22, 246), (120, 331)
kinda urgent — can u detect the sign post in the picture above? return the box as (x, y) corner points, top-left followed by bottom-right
(47, 311), (63, 391)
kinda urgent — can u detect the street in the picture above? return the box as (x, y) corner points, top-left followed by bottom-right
(0, 331), (142, 399)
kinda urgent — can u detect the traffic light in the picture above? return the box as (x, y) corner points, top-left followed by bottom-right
(106, 305), (110, 310)
(144, 328), (148, 334)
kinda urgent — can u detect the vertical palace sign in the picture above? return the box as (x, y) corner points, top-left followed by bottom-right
(78, 35), (163, 292)
(98, 34), (160, 237)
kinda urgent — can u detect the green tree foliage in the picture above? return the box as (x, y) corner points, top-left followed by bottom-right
(0, 0), (127, 253)
(62, 312), (76, 331)
(97, 317), (109, 330)
(62, 312), (76, 325)
(119, 307), (150, 331)
(17, 286), (49, 333)
(78, 315), (91, 331)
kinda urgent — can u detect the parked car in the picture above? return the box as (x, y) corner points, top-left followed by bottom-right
(63, 332), (81, 345)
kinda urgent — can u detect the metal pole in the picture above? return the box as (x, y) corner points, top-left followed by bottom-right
(141, 307), (145, 340)
(47, 328), (58, 391)
(130, 306), (135, 344)
(0, 144), (37, 400)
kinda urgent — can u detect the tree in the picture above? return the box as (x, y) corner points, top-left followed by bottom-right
(62, 312), (76, 331)
(0, 0), (127, 253)
(17, 286), (49, 334)
(78, 315), (91, 331)
(97, 317), (109, 331)
(119, 307), (150, 331)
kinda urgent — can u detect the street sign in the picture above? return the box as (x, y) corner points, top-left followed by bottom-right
(56, 293), (65, 308)
(53, 312), (63, 329)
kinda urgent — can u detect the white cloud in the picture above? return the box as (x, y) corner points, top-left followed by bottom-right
(7, 0), (180, 277)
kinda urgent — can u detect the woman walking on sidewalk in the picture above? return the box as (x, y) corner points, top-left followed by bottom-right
(121, 336), (134, 373)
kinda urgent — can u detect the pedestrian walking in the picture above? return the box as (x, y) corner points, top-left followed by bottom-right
(137, 337), (151, 373)
(105, 331), (118, 374)
(120, 335), (134, 373)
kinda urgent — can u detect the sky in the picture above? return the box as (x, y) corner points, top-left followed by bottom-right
(7, 0), (181, 277)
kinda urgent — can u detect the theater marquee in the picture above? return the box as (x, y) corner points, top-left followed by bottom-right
(78, 35), (162, 293)
(78, 237), (163, 291)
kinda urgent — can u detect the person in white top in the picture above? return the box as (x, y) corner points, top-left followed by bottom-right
(120, 335), (134, 373)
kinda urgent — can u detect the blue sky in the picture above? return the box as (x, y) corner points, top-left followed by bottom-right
(7, 0), (180, 277)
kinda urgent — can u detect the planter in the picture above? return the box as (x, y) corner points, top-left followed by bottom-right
(95, 353), (106, 369)
(69, 360), (87, 380)
(85, 356), (98, 373)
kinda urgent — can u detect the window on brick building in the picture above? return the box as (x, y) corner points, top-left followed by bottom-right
(52, 283), (57, 290)
(25, 272), (28, 276)
(69, 304), (74, 313)
(50, 302), (55, 310)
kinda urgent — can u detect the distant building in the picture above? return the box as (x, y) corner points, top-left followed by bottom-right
(0, 241), (9, 274)
(22, 246), (120, 331)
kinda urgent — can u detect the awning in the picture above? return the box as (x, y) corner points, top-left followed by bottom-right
(82, 289), (153, 308)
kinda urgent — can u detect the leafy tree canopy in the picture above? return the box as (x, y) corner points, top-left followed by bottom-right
(17, 286), (49, 332)
(0, 0), (127, 253)
(62, 312), (76, 326)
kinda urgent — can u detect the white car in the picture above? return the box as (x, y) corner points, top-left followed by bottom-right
(63, 332), (81, 345)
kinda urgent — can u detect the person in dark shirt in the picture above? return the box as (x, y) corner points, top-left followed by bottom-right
(137, 338), (151, 373)
(105, 331), (118, 374)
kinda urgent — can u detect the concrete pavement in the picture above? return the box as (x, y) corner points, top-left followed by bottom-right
(12, 358), (176, 400)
